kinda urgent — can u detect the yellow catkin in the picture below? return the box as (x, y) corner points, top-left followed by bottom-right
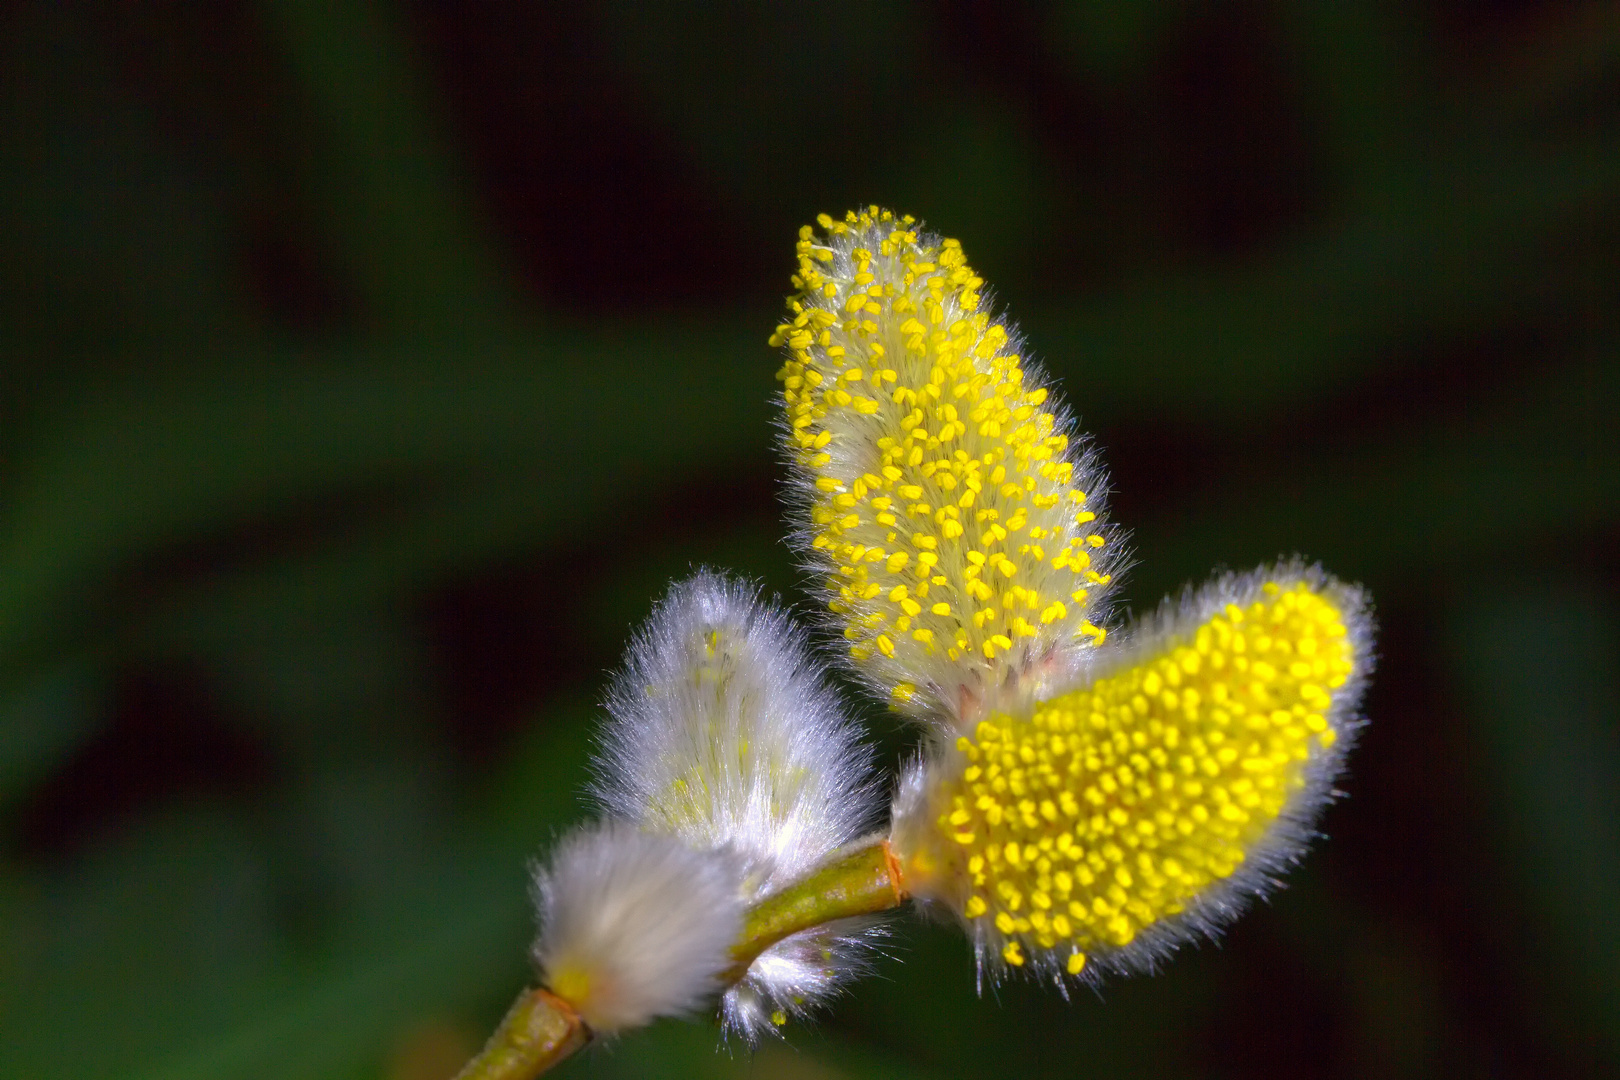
(903, 580), (1356, 973)
(772, 208), (1116, 722)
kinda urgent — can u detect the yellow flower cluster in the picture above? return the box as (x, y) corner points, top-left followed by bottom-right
(895, 578), (1359, 974)
(773, 208), (1372, 986)
(772, 208), (1118, 724)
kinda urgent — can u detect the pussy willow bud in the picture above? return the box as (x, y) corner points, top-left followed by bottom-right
(530, 822), (742, 1033)
(773, 207), (1121, 729)
(590, 572), (885, 1040)
(891, 565), (1371, 981)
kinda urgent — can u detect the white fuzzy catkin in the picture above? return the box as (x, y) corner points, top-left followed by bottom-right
(531, 821), (742, 1034)
(591, 571), (885, 1041)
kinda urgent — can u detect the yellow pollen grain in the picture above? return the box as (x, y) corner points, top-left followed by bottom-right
(921, 582), (1353, 961)
(776, 209), (1112, 714)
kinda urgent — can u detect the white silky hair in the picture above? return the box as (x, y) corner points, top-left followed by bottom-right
(590, 571), (886, 1042)
(531, 821), (743, 1034)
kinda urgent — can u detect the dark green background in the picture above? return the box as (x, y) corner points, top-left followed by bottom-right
(2, 2), (1615, 1077)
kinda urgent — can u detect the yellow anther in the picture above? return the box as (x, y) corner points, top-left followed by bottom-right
(899, 580), (1357, 970)
(776, 210), (1128, 717)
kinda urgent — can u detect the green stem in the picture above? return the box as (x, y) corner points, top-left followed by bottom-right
(451, 988), (589, 1080)
(724, 838), (908, 982)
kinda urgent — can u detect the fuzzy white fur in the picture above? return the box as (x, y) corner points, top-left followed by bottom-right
(531, 821), (743, 1033)
(590, 572), (886, 1041)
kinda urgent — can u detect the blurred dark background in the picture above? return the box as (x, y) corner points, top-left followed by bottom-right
(1, 2), (1615, 1078)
